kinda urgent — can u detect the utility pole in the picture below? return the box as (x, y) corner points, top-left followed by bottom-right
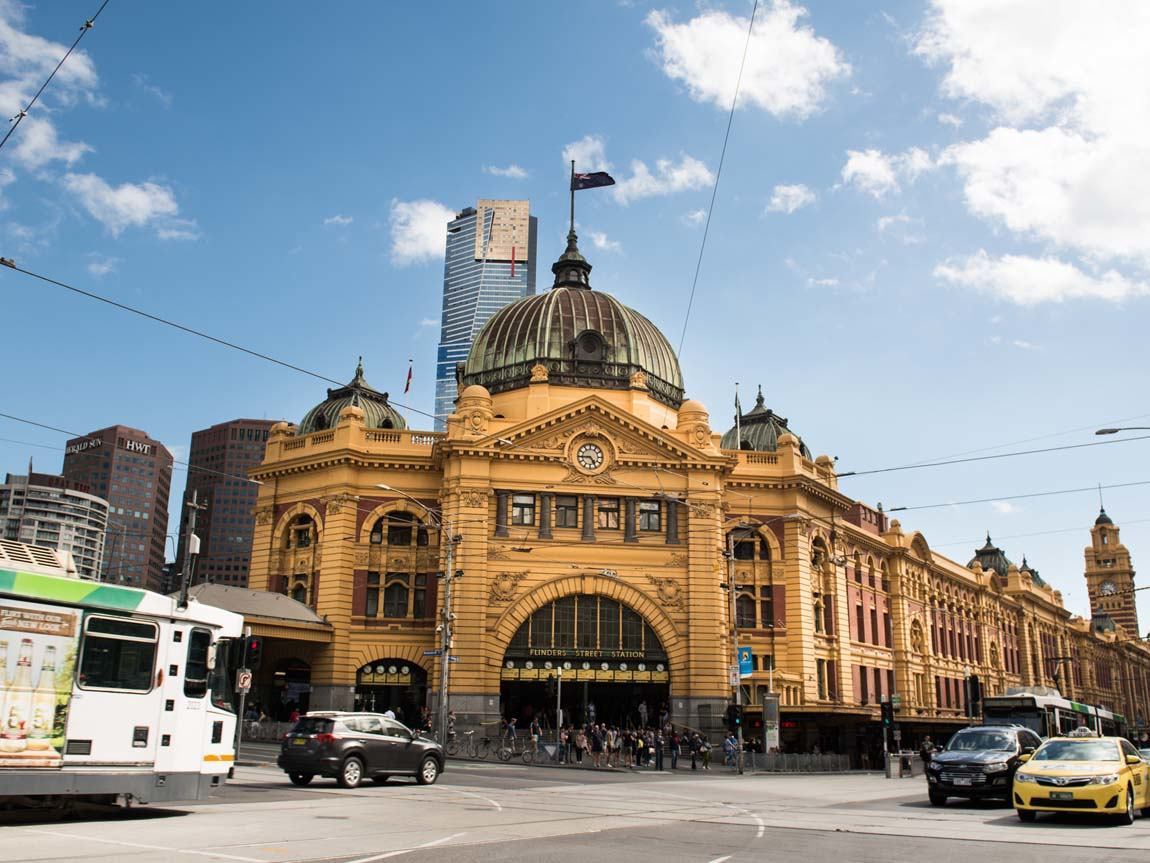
(438, 530), (462, 745)
(177, 490), (206, 610)
(726, 530), (745, 774)
(556, 666), (564, 735)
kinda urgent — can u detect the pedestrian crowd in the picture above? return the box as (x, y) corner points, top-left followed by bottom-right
(542, 723), (734, 771)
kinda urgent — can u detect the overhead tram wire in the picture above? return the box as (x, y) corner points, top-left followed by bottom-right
(887, 479), (1150, 513)
(835, 434), (1150, 479)
(0, 0), (111, 155)
(675, 0), (760, 358)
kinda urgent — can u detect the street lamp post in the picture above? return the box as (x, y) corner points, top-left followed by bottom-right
(1096, 427), (1150, 435)
(726, 529), (746, 775)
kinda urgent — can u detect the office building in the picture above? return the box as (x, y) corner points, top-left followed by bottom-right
(0, 471), (109, 578)
(433, 199), (537, 430)
(62, 425), (173, 590)
(173, 418), (276, 588)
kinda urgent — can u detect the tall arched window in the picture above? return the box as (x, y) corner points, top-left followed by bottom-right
(383, 581), (409, 618)
(292, 584), (308, 604)
(736, 594), (756, 629)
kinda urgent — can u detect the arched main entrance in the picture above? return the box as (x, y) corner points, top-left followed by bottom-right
(501, 594), (670, 731)
(354, 660), (427, 729)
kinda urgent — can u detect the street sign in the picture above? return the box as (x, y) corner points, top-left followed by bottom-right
(423, 649), (443, 657)
(891, 693), (901, 708)
(737, 646), (753, 676)
(235, 668), (252, 694)
(448, 656), (460, 663)
(893, 728), (902, 742)
(729, 666), (740, 687)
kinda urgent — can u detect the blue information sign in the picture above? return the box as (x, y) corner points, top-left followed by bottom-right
(738, 646), (753, 676)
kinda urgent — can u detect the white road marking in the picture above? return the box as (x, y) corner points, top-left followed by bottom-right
(23, 829), (265, 862)
(431, 786), (504, 811)
(342, 832), (466, 863)
(707, 856), (732, 863)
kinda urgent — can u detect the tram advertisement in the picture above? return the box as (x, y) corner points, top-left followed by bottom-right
(0, 599), (79, 768)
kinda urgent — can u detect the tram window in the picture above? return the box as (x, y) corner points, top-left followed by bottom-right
(511, 494), (536, 526)
(597, 498), (620, 529)
(78, 616), (158, 692)
(639, 501), (661, 531)
(184, 629), (211, 699)
(555, 496), (578, 528)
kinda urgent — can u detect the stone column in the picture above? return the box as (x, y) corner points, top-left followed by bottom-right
(494, 491), (509, 538)
(624, 498), (638, 543)
(539, 493), (553, 539)
(665, 500), (679, 545)
(582, 496), (596, 542)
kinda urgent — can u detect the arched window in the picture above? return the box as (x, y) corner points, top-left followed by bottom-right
(386, 511), (415, 546)
(288, 514), (314, 549)
(383, 581), (409, 618)
(291, 584), (308, 604)
(574, 330), (606, 362)
(736, 594), (756, 629)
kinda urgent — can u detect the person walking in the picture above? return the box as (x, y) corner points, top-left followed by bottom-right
(701, 735), (712, 770)
(689, 733), (699, 770)
(574, 727), (587, 766)
(529, 717), (542, 756)
(723, 732), (738, 770)
(654, 730), (665, 771)
(591, 724), (604, 768)
(669, 732), (680, 770)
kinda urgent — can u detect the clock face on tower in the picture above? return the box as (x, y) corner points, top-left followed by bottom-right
(1100, 580), (1118, 596)
(576, 442), (605, 471)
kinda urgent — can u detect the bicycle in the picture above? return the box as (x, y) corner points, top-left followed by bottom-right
(496, 736), (520, 762)
(521, 738), (547, 764)
(447, 730), (492, 760)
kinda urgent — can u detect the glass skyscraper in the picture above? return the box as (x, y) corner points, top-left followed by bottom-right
(434, 199), (537, 431)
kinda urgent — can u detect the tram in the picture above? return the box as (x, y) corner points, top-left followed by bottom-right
(983, 687), (1128, 739)
(0, 539), (243, 808)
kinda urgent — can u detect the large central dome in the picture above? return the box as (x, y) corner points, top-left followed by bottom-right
(460, 230), (684, 407)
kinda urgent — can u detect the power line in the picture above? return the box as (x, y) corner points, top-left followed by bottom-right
(889, 479), (1150, 513)
(931, 517), (1150, 549)
(837, 434), (1150, 479)
(0, 0), (111, 155)
(676, 0), (759, 357)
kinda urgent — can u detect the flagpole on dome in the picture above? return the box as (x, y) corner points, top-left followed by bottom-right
(569, 159), (576, 237)
(735, 382), (742, 450)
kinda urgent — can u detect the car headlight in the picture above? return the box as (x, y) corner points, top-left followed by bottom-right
(983, 762), (1009, 773)
(928, 761), (943, 771)
(1087, 773), (1120, 785)
(1014, 772), (1037, 784)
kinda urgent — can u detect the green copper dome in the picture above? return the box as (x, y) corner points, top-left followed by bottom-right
(967, 533), (1013, 578)
(720, 387), (812, 458)
(299, 359), (406, 434)
(460, 230), (684, 407)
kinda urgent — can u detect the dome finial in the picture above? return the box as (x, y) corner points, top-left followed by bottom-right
(353, 356), (365, 385)
(551, 226), (592, 289)
(755, 385), (765, 408)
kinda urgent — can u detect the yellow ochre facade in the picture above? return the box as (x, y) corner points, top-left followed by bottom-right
(246, 231), (1150, 759)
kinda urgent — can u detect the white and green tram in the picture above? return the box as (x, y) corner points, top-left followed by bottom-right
(983, 687), (1129, 739)
(0, 539), (243, 808)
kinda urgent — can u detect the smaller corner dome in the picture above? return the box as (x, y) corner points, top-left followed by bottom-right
(720, 386), (811, 458)
(968, 532), (1014, 578)
(299, 358), (406, 434)
(1095, 506), (1114, 526)
(1017, 555), (1047, 588)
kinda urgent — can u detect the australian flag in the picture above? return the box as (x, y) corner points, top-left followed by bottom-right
(571, 171), (616, 191)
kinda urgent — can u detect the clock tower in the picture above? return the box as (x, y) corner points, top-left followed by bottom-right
(1085, 507), (1139, 634)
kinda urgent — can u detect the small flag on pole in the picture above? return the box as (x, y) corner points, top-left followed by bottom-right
(571, 171), (616, 191)
(511, 245), (516, 279)
(404, 359), (413, 394)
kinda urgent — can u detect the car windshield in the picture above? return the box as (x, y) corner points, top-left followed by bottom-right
(947, 731), (1014, 751)
(1033, 740), (1119, 762)
(291, 717), (333, 735)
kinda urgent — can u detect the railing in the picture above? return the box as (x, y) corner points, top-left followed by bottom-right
(744, 752), (851, 772)
(365, 431), (402, 443)
(310, 431), (335, 444)
(282, 439), (306, 451)
(242, 720), (295, 742)
(745, 453), (779, 465)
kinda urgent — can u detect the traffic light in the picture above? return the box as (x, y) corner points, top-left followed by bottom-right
(726, 703), (743, 731)
(244, 635), (263, 670)
(880, 699), (894, 727)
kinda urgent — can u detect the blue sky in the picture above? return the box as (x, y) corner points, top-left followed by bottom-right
(2, 1), (1149, 625)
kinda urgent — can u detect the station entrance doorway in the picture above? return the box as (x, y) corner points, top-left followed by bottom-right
(501, 594), (670, 731)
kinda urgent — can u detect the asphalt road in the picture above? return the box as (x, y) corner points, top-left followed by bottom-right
(8, 754), (1150, 863)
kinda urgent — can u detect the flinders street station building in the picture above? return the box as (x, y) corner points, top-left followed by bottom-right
(239, 230), (1150, 760)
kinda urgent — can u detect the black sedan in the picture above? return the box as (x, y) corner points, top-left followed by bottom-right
(926, 725), (1043, 805)
(278, 712), (445, 788)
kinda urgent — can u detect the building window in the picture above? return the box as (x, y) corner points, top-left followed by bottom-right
(511, 494), (536, 526)
(734, 540), (755, 560)
(597, 498), (620, 530)
(638, 500), (661, 531)
(736, 594), (756, 629)
(817, 659), (828, 700)
(365, 572), (380, 617)
(292, 584), (307, 604)
(883, 611), (892, 648)
(813, 595), (825, 634)
(383, 578), (409, 618)
(856, 605), (865, 642)
(413, 574), (427, 618)
(291, 515), (313, 548)
(555, 496), (578, 528)
(760, 586), (774, 629)
(387, 512), (414, 546)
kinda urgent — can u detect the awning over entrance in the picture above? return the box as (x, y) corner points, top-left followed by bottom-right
(183, 583), (333, 642)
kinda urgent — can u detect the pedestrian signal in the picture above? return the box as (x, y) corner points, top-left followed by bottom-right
(726, 703), (743, 731)
(880, 699), (894, 727)
(245, 635), (263, 670)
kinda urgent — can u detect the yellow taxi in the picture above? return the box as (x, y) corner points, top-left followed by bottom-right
(1013, 730), (1150, 824)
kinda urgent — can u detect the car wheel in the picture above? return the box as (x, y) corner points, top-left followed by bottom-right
(1016, 808), (1036, 823)
(1117, 787), (1135, 826)
(416, 756), (440, 785)
(928, 791), (947, 807)
(288, 772), (313, 787)
(337, 756), (364, 789)
(372, 775), (391, 785)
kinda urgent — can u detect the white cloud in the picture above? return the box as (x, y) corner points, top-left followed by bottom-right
(683, 208), (707, 226)
(990, 500), (1018, 514)
(767, 183), (815, 214)
(876, 214), (910, 232)
(156, 218), (200, 241)
(62, 173), (181, 236)
(807, 277), (839, 287)
(841, 147), (934, 198)
(562, 135), (610, 172)
(9, 116), (91, 170)
(646, 2), (849, 119)
(1012, 339), (1038, 350)
(937, 112), (963, 128)
(86, 254), (119, 277)
(324, 214), (354, 226)
(131, 73), (172, 107)
(483, 164), (528, 179)
(589, 230), (622, 253)
(934, 250), (1150, 305)
(613, 155), (714, 204)
(388, 198), (455, 266)
(419, 317), (438, 328)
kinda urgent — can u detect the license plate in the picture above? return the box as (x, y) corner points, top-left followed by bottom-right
(952, 777), (972, 786)
(291, 737), (307, 746)
(1050, 791), (1074, 800)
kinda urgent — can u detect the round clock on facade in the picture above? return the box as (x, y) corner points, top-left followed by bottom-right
(1100, 580), (1117, 596)
(576, 442), (605, 470)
